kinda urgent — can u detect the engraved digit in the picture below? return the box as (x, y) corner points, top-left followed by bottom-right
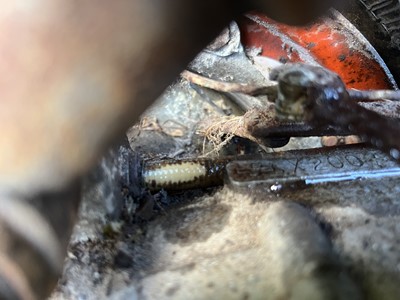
(345, 155), (364, 167)
(232, 163), (252, 180)
(293, 158), (300, 174)
(287, 158), (303, 174)
(364, 151), (385, 168)
(311, 158), (323, 171)
(327, 156), (344, 168)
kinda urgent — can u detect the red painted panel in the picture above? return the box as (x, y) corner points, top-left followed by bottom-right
(239, 13), (396, 90)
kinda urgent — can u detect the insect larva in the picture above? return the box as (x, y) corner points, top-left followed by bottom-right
(142, 158), (230, 191)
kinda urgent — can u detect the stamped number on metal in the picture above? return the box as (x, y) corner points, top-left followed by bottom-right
(227, 146), (400, 188)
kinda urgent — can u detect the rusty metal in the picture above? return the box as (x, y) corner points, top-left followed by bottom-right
(187, 13), (400, 149)
(268, 63), (400, 161)
(238, 10), (398, 90)
(171, 11), (400, 194)
(248, 120), (352, 137)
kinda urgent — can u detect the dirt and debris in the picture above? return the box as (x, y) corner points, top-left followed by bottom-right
(52, 16), (400, 300)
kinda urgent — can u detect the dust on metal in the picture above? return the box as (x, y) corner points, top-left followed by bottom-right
(227, 146), (400, 190)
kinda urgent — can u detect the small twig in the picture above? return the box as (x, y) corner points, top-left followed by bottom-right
(182, 70), (400, 104)
(181, 70), (275, 96)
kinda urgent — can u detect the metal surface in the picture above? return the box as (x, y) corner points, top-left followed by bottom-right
(227, 145), (400, 189)
(239, 10), (398, 89)
(185, 13), (400, 150)
(359, 0), (400, 35)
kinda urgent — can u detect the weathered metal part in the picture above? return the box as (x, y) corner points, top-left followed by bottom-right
(184, 67), (400, 103)
(348, 89), (400, 101)
(186, 15), (400, 148)
(227, 145), (400, 190)
(247, 98), (400, 138)
(270, 62), (349, 122)
(270, 63), (400, 161)
(189, 22), (274, 95)
(339, 0), (400, 86)
(247, 0), (339, 25)
(359, 0), (400, 37)
(239, 10), (398, 89)
(238, 105), (352, 138)
(248, 120), (352, 137)
(143, 142), (400, 192)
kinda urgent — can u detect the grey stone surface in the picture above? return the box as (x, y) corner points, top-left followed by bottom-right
(317, 206), (400, 300)
(52, 170), (400, 300)
(259, 202), (360, 300)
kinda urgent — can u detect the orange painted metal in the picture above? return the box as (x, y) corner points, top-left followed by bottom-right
(239, 12), (396, 90)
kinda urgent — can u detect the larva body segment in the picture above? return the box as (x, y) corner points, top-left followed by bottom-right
(142, 158), (229, 191)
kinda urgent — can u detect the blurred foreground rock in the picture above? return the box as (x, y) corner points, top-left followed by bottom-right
(0, 0), (239, 196)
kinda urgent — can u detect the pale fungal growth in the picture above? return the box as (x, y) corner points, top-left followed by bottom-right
(142, 158), (229, 191)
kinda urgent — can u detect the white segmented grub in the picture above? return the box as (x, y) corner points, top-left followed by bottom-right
(143, 162), (207, 185)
